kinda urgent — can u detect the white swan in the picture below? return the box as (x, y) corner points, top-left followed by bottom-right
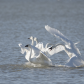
(34, 37), (44, 50)
(25, 44), (52, 66)
(34, 37), (56, 56)
(28, 36), (44, 50)
(28, 36), (34, 45)
(19, 36), (51, 63)
(45, 25), (84, 67)
(45, 25), (81, 57)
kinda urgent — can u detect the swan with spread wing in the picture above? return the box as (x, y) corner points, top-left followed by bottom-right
(25, 44), (52, 66)
(45, 25), (84, 67)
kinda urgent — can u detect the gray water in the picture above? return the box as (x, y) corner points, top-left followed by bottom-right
(0, 0), (84, 84)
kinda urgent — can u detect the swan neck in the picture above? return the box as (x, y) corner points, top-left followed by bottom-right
(31, 38), (34, 45)
(45, 43), (49, 48)
(35, 39), (38, 45)
(29, 47), (32, 62)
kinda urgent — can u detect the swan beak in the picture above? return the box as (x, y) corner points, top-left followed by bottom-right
(25, 45), (28, 47)
(28, 38), (30, 39)
(49, 47), (52, 51)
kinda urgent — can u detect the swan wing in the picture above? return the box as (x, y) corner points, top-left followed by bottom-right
(30, 45), (40, 56)
(45, 25), (71, 45)
(66, 56), (83, 67)
(36, 51), (52, 65)
(39, 51), (51, 61)
(30, 45), (52, 65)
(45, 25), (81, 57)
(49, 44), (65, 55)
(35, 42), (44, 50)
(18, 43), (29, 54)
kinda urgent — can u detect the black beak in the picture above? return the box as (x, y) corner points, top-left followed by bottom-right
(25, 45), (28, 47)
(28, 38), (30, 39)
(49, 47), (52, 50)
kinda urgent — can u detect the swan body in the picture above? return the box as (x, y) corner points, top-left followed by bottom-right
(25, 44), (52, 66)
(45, 25), (84, 67)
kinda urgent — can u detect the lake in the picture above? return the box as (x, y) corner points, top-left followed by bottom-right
(0, 0), (84, 84)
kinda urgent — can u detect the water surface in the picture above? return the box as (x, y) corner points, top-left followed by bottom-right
(0, 0), (84, 84)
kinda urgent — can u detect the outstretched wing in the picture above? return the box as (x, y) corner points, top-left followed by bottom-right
(38, 51), (52, 65)
(18, 43), (29, 54)
(45, 25), (71, 45)
(48, 44), (65, 56)
(39, 51), (51, 61)
(45, 25), (81, 57)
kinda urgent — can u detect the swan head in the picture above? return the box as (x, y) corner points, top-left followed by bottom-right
(18, 43), (22, 47)
(49, 47), (52, 50)
(49, 45), (56, 50)
(28, 36), (34, 40)
(25, 45), (29, 47)
(49, 44), (65, 50)
(25, 44), (31, 48)
(34, 37), (37, 41)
